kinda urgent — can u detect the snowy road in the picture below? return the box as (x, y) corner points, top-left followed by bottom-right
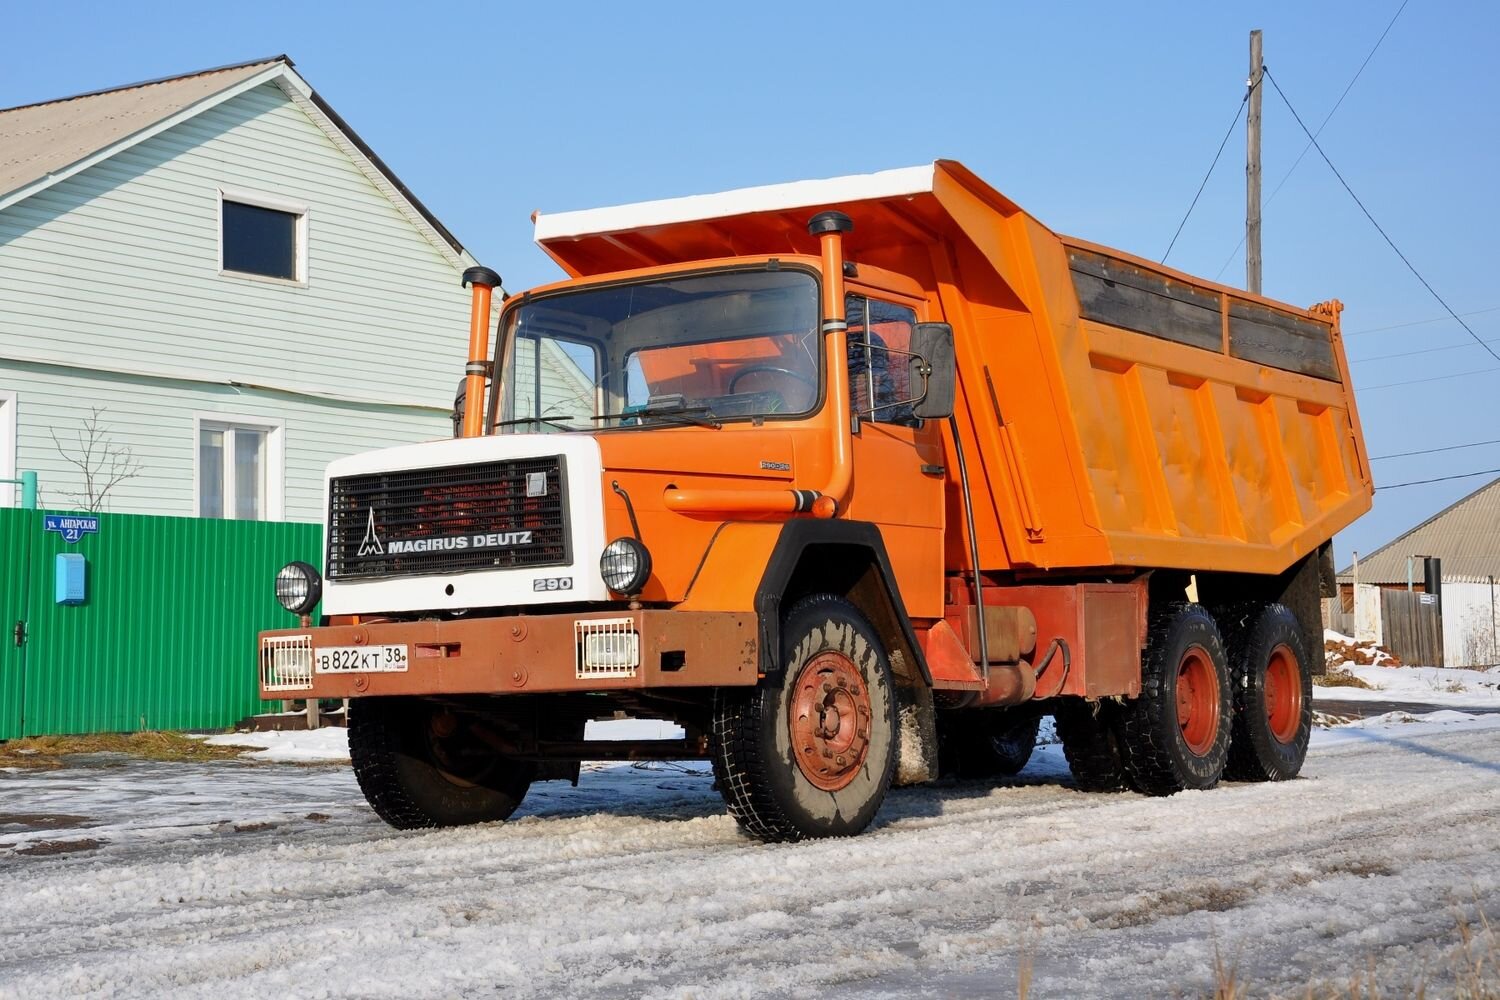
(2, 717), (1498, 999)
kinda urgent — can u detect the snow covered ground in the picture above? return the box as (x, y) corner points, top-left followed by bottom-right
(1317, 629), (1500, 709)
(1314, 662), (1500, 708)
(3, 711), (1498, 998)
(198, 717), (684, 764)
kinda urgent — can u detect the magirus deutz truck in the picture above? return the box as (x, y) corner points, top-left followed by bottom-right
(260, 162), (1371, 841)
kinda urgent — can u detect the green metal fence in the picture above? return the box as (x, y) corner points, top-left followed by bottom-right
(0, 507), (320, 739)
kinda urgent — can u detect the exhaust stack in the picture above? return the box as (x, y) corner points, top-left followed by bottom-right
(460, 266), (502, 438)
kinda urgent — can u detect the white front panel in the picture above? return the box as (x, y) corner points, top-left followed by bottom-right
(320, 434), (610, 615)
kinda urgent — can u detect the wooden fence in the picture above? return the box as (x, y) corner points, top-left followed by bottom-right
(1321, 598), (1354, 638)
(1380, 589), (1445, 667)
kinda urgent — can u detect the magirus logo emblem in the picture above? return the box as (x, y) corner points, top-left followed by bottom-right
(357, 508), (385, 557)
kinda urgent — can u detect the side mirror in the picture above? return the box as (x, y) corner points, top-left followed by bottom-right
(911, 323), (956, 420)
(452, 377), (468, 437)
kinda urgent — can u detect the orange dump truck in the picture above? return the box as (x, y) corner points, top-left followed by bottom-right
(260, 162), (1371, 840)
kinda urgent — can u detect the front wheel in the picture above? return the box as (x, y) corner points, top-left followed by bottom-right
(710, 594), (897, 842)
(349, 696), (535, 829)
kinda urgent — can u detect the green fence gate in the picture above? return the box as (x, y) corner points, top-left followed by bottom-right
(0, 507), (321, 739)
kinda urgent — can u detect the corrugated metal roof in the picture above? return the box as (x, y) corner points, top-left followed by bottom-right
(0, 58), (282, 204)
(1339, 475), (1500, 584)
(0, 57), (468, 259)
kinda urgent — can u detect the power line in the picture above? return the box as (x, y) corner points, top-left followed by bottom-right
(1262, 67), (1500, 365)
(1380, 468), (1500, 491)
(1213, 0), (1409, 281)
(1370, 438), (1500, 462)
(1362, 366), (1500, 391)
(1345, 304), (1500, 337)
(1351, 336), (1500, 365)
(1161, 86), (1252, 264)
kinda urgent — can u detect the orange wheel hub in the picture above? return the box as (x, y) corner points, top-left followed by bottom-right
(1175, 645), (1221, 757)
(789, 651), (872, 791)
(1264, 643), (1303, 744)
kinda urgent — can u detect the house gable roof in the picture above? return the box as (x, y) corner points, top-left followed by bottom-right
(0, 56), (470, 268)
(1339, 475), (1500, 584)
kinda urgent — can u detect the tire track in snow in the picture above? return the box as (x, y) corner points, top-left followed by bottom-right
(0, 727), (1496, 998)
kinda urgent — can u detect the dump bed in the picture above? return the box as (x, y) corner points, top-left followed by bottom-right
(534, 160), (1372, 578)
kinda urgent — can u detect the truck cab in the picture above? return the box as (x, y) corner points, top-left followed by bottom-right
(260, 162), (1371, 840)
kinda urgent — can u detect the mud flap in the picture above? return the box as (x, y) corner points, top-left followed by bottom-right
(537, 760), (582, 786)
(893, 680), (939, 786)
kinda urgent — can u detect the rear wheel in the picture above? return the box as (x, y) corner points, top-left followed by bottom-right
(349, 696), (535, 829)
(710, 594), (897, 842)
(1220, 603), (1313, 781)
(1117, 603), (1232, 795)
(1053, 698), (1127, 792)
(941, 712), (1041, 778)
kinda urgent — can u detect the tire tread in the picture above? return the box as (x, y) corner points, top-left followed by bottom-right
(348, 697), (437, 830)
(1053, 700), (1126, 792)
(708, 593), (896, 843)
(1117, 602), (1232, 796)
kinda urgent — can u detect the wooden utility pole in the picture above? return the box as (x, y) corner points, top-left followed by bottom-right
(1246, 29), (1264, 294)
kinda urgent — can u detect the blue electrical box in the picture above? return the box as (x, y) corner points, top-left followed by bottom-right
(56, 552), (86, 605)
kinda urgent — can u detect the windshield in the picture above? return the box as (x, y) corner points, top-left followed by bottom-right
(493, 268), (819, 432)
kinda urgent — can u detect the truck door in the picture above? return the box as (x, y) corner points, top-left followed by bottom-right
(843, 293), (946, 620)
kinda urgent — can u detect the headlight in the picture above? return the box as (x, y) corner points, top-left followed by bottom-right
(599, 537), (651, 595)
(275, 561), (322, 615)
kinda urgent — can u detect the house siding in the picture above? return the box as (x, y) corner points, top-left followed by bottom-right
(2, 361), (444, 521)
(0, 81), (476, 518)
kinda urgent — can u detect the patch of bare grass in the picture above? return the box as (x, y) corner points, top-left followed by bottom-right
(1315, 670), (1377, 690)
(1105, 884), (1252, 929)
(15, 837), (106, 857)
(0, 732), (247, 770)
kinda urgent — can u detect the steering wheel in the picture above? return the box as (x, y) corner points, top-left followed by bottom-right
(728, 365), (817, 394)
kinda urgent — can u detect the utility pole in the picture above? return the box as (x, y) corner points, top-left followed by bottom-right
(1246, 28), (1263, 295)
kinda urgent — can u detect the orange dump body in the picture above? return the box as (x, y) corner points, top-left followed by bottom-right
(536, 160), (1372, 583)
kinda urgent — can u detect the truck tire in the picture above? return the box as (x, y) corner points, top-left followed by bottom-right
(1117, 603), (1232, 795)
(941, 712), (1040, 778)
(1053, 699), (1127, 792)
(709, 594), (897, 842)
(1219, 603), (1313, 781)
(348, 696), (535, 830)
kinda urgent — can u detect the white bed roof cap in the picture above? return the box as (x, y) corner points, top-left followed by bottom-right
(533, 163), (937, 243)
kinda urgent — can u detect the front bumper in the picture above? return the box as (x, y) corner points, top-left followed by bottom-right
(258, 609), (758, 699)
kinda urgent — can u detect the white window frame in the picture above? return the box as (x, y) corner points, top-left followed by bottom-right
(217, 186), (309, 286)
(0, 390), (16, 508)
(192, 412), (286, 521)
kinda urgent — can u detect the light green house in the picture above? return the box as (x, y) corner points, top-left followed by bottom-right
(0, 56), (490, 521)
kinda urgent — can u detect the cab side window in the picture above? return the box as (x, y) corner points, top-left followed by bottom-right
(845, 293), (919, 426)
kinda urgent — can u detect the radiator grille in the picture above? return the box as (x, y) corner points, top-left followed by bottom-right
(327, 457), (569, 580)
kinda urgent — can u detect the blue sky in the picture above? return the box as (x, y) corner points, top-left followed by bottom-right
(5, 1), (1497, 563)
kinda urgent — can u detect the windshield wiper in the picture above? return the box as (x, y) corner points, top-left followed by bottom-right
(493, 414), (585, 431)
(593, 397), (722, 429)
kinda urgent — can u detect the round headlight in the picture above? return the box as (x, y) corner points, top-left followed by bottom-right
(276, 561), (322, 615)
(600, 537), (651, 595)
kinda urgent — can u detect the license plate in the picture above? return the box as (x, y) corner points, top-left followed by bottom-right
(314, 644), (409, 673)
